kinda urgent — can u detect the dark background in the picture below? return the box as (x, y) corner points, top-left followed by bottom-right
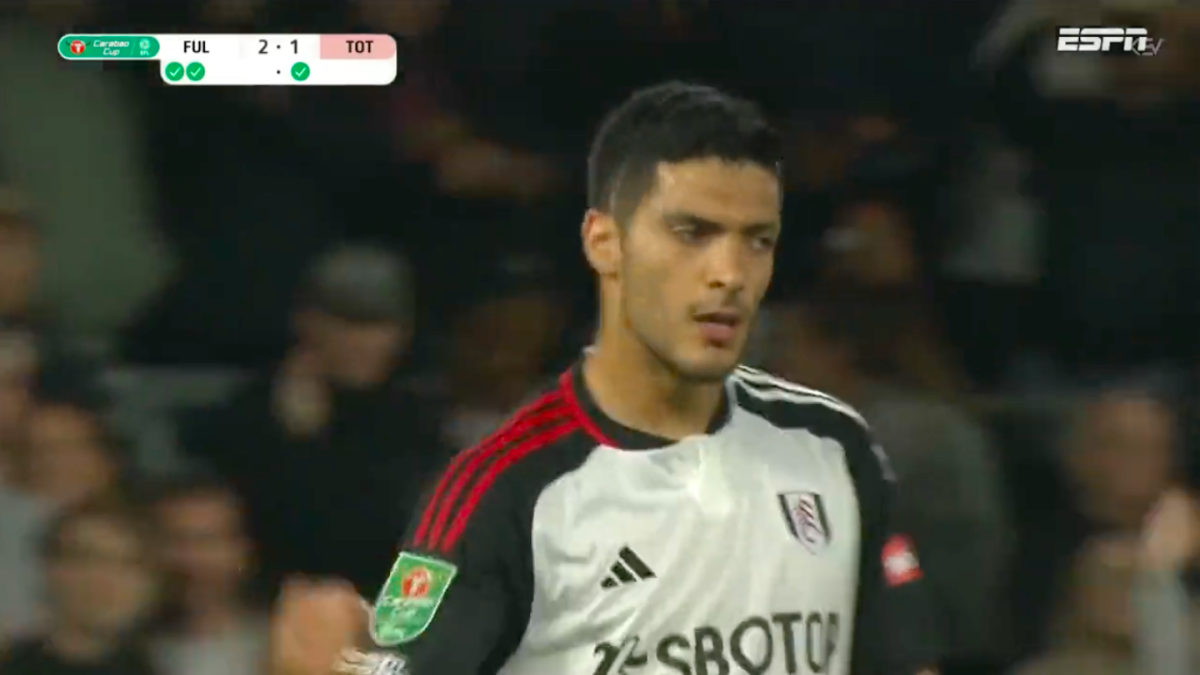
(1, 2), (1199, 675)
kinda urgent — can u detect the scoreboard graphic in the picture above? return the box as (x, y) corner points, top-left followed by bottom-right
(58, 34), (398, 86)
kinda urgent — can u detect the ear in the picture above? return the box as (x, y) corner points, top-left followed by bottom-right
(581, 209), (621, 277)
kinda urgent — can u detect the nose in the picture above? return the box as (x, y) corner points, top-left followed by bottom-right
(705, 236), (747, 293)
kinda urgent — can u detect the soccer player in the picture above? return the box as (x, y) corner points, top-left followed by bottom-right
(271, 82), (943, 675)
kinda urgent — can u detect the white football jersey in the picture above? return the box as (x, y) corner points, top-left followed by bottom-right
(366, 363), (940, 675)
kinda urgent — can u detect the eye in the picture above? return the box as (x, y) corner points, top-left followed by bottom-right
(750, 235), (777, 252)
(672, 223), (703, 243)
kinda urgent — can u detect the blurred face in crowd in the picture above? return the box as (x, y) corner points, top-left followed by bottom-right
(156, 489), (250, 609)
(299, 311), (406, 389)
(587, 159), (780, 382)
(1061, 536), (1136, 647)
(46, 511), (156, 639)
(823, 201), (916, 287)
(0, 216), (38, 317)
(26, 404), (117, 507)
(764, 305), (856, 397)
(1065, 392), (1174, 527)
(451, 291), (566, 398)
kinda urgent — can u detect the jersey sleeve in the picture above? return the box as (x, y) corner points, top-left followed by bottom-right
(363, 466), (535, 675)
(844, 429), (945, 675)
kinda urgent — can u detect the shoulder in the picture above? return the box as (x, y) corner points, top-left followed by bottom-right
(731, 365), (894, 483)
(406, 379), (595, 556)
(449, 381), (596, 495)
(732, 365), (868, 433)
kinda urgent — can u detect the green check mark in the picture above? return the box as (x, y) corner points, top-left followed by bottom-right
(290, 62), (310, 82)
(164, 62), (184, 82)
(185, 62), (205, 81)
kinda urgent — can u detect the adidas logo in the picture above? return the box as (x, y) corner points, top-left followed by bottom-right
(600, 546), (656, 589)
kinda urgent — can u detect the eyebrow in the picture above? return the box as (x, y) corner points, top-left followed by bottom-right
(663, 211), (780, 234)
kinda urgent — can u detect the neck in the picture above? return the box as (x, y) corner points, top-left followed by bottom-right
(585, 327), (725, 441)
(177, 599), (243, 637)
(47, 622), (118, 662)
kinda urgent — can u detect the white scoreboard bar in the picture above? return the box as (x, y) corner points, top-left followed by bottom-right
(58, 34), (398, 86)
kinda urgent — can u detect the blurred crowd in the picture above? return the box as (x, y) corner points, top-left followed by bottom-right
(1, 0), (1200, 674)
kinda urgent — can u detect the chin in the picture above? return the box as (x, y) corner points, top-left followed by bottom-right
(672, 352), (740, 383)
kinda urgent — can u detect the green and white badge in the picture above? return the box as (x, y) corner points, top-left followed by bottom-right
(370, 552), (458, 646)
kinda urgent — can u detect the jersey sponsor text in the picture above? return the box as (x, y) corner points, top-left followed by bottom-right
(592, 611), (842, 675)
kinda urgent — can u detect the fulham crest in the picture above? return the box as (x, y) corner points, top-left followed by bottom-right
(778, 491), (832, 554)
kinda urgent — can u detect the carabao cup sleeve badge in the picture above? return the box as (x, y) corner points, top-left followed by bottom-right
(370, 552), (459, 646)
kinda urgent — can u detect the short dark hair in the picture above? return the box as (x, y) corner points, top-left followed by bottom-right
(148, 471), (240, 510)
(39, 498), (153, 562)
(587, 81), (782, 224)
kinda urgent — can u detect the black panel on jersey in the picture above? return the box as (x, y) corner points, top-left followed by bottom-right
(732, 370), (944, 675)
(382, 377), (602, 675)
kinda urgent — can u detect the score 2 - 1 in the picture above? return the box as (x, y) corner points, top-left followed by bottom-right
(259, 39), (299, 54)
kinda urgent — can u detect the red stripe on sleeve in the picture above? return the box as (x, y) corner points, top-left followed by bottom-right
(424, 403), (570, 550)
(437, 420), (580, 554)
(411, 392), (562, 547)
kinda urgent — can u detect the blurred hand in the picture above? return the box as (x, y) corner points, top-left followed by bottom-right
(1139, 488), (1200, 572)
(271, 578), (368, 675)
(273, 349), (331, 439)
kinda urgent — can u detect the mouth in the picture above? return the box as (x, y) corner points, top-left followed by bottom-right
(694, 309), (743, 347)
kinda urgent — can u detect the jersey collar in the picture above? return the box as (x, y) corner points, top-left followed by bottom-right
(560, 360), (732, 450)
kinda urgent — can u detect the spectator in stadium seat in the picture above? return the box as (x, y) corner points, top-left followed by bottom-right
(0, 353), (122, 638)
(819, 192), (970, 398)
(1007, 534), (1158, 675)
(0, 500), (159, 675)
(1009, 386), (1181, 658)
(177, 244), (449, 598)
(22, 357), (124, 510)
(0, 188), (37, 329)
(763, 286), (1012, 670)
(0, 323), (45, 642)
(436, 253), (568, 448)
(149, 475), (267, 675)
(0, 323), (35, 482)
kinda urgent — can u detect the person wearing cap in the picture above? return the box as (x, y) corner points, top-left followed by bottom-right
(176, 244), (450, 599)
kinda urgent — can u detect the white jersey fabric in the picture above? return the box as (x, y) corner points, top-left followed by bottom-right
(366, 362), (941, 675)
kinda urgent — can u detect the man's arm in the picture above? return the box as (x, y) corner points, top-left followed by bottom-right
(359, 471), (534, 675)
(844, 431), (944, 675)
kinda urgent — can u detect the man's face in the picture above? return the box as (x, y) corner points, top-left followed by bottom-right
(616, 159), (781, 382)
(305, 312), (405, 389)
(47, 515), (155, 637)
(26, 405), (115, 507)
(156, 491), (249, 604)
(823, 201), (916, 287)
(1068, 394), (1174, 522)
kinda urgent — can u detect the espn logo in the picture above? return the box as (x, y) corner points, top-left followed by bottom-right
(1057, 27), (1164, 56)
